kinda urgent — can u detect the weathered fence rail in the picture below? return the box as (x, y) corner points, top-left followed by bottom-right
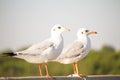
(0, 75), (120, 80)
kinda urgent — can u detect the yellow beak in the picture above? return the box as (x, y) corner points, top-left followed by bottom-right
(88, 31), (97, 34)
(64, 28), (70, 32)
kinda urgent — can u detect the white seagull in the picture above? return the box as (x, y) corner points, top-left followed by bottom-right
(54, 28), (97, 77)
(4, 24), (70, 77)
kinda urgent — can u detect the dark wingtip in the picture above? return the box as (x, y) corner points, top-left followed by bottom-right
(3, 52), (17, 57)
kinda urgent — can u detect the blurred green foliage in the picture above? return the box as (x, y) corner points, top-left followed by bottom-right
(0, 45), (120, 77)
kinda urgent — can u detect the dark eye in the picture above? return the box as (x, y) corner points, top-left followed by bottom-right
(58, 26), (61, 29)
(81, 32), (83, 34)
(85, 30), (89, 32)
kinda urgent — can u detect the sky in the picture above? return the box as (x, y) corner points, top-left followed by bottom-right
(0, 0), (120, 51)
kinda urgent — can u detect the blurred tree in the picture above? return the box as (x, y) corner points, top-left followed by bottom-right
(101, 45), (115, 53)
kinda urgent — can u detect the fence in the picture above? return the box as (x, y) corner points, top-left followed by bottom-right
(0, 75), (120, 80)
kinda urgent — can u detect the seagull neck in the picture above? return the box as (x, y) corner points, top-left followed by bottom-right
(51, 32), (63, 42)
(78, 35), (88, 44)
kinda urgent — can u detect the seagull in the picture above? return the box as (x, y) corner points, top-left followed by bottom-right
(54, 28), (97, 78)
(4, 24), (70, 77)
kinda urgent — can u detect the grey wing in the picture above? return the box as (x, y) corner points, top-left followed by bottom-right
(21, 40), (55, 55)
(61, 41), (84, 58)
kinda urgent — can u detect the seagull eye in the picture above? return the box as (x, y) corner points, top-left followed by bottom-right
(85, 30), (89, 32)
(81, 32), (83, 34)
(58, 26), (61, 29)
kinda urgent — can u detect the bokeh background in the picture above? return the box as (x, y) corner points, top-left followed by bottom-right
(0, 0), (120, 76)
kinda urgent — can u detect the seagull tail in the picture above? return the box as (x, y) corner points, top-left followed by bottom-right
(3, 52), (17, 57)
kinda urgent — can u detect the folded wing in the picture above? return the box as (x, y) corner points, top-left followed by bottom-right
(58, 41), (84, 59)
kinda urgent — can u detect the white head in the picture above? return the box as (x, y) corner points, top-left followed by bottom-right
(77, 28), (97, 38)
(51, 24), (70, 35)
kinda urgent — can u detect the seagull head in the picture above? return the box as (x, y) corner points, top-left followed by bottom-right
(51, 24), (70, 35)
(77, 28), (97, 37)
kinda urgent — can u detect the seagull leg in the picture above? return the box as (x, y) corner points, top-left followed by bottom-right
(45, 63), (55, 79)
(74, 62), (79, 74)
(73, 62), (77, 74)
(45, 63), (50, 77)
(38, 64), (43, 76)
(74, 62), (83, 78)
